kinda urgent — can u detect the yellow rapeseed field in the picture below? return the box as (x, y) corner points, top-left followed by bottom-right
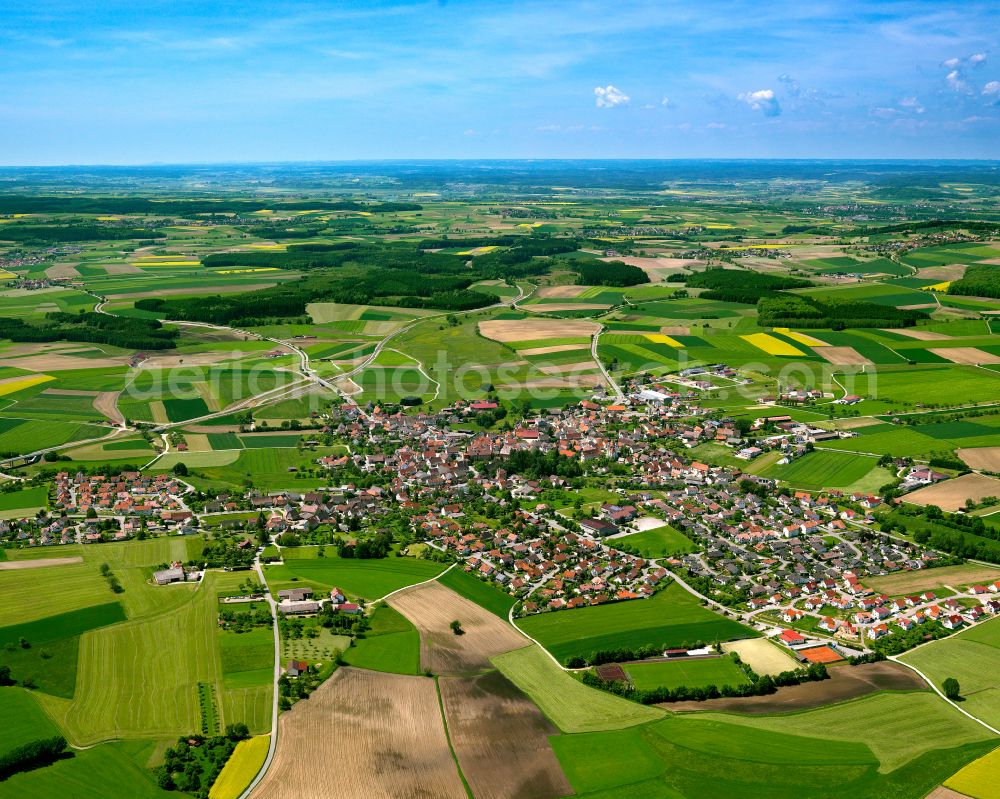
(209, 735), (270, 799)
(216, 268), (280, 274)
(774, 328), (829, 347)
(134, 261), (201, 267)
(643, 333), (683, 347)
(922, 281), (952, 292)
(944, 745), (1000, 799)
(0, 374), (55, 397)
(740, 333), (806, 357)
(456, 245), (499, 256)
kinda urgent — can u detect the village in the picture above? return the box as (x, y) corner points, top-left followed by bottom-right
(0, 369), (994, 661)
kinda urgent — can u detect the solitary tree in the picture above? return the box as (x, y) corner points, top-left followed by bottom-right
(450, 620), (464, 636)
(943, 677), (961, 701)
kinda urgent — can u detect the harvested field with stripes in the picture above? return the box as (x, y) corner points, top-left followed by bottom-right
(440, 671), (573, 799)
(249, 668), (466, 799)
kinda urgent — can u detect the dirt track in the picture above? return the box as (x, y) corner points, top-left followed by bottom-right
(665, 662), (926, 714)
(388, 582), (527, 675)
(249, 668), (465, 799)
(440, 671), (573, 799)
(0, 557), (83, 571)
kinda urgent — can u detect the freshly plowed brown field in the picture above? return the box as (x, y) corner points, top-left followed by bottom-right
(440, 671), (573, 799)
(389, 582), (527, 675)
(249, 668), (465, 799)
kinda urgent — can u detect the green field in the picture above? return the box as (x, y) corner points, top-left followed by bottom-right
(760, 450), (880, 490)
(52, 572), (226, 744)
(436, 566), (518, 618)
(702, 691), (991, 772)
(0, 687), (61, 756)
(624, 655), (750, 691)
(265, 555), (444, 601)
(549, 703), (993, 799)
(341, 604), (420, 674)
(0, 485), (49, 516)
(901, 616), (1000, 728)
(613, 524), (697, 558)
(491, 644), (665, 733)
(516, 583), (754, 664)
(0, 561), (114, 626)
(0, 602), (126, 696)
(219, 627), (273, 688)
(0, 739), (174, 799)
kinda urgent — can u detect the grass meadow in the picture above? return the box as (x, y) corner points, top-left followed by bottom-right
(265, 554), (445, 601)
(341, 605), (421, 675)
(516, 583), (754, 664)
(624, 655), (750, 691)
(491, 645), (665, 733)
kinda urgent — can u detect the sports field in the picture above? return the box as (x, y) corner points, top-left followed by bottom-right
(517, 583), (754, 664)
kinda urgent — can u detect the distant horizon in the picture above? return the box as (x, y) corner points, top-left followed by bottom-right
(3, 157), (1000, 169)
(3, 0), (998, 164)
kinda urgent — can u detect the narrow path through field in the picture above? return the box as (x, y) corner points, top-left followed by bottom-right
(592, 324), (624, 401)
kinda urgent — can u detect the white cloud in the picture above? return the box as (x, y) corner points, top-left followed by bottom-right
(899, 96), (925, 114)
(983, 81), (1000, 96)
(738, 88), (781, 117)
(594, 84), (629, 108)
(871, 106), (899, 119)
(969, 53), (988, 66)
(942, 57), (961, 69)
(660, 96), (671, 108)
(946, 69), (969, 93)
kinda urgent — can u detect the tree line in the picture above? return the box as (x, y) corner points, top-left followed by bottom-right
(582, 660), (829, 705)
(0, 312), (178, 350)
(0, 225), (163, 243)
(948, 264), (1000, 299)
(0, 196), (420, 215)
(0, 736), (68, 780)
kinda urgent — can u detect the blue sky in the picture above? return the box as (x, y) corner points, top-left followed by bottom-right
(2, 0), (999, 164)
